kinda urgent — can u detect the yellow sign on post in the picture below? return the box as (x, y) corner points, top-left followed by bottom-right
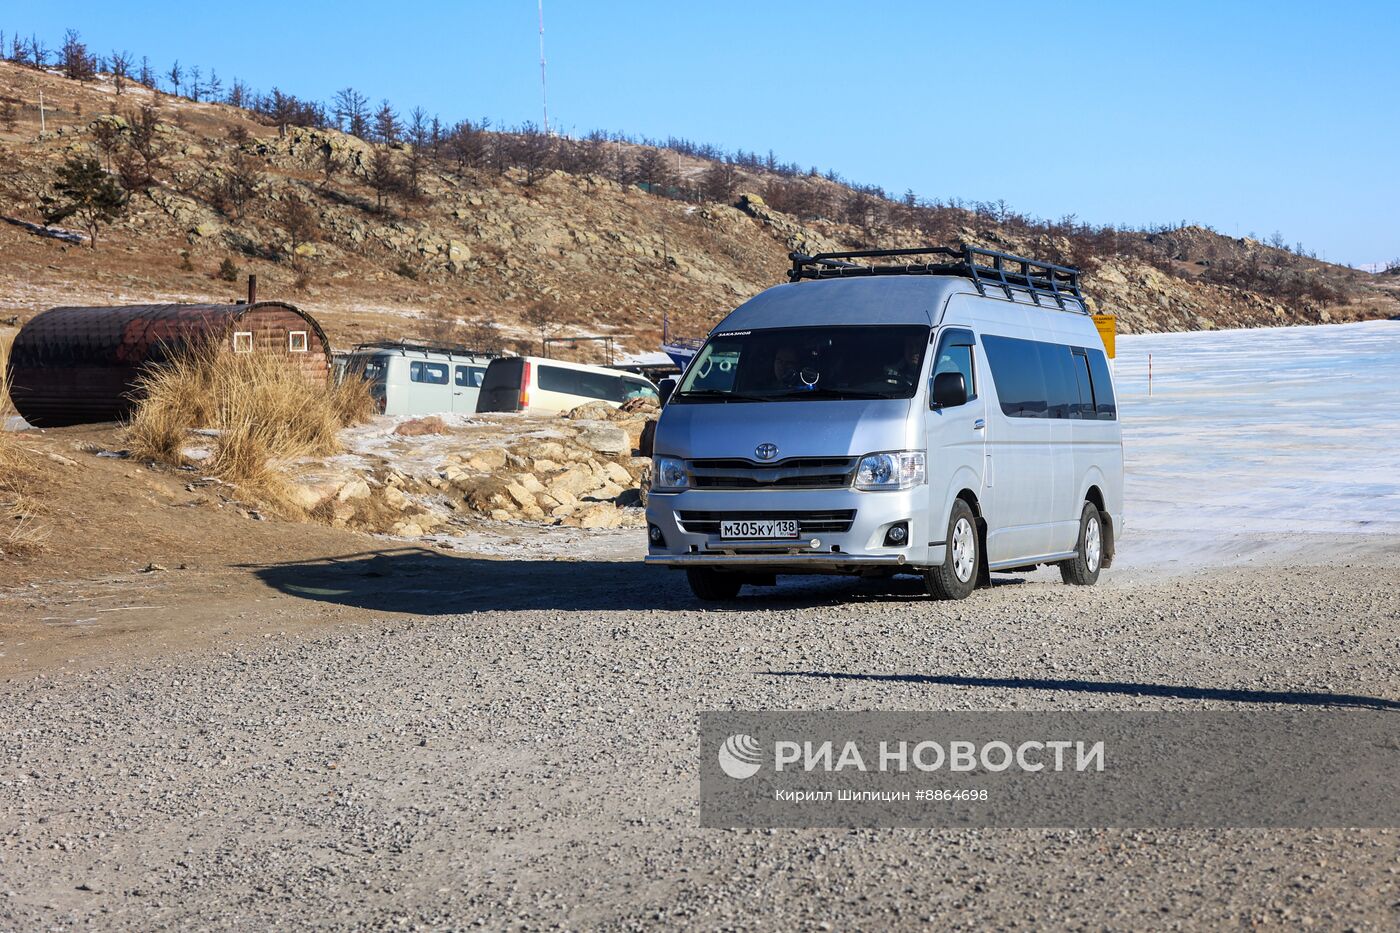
(1093, 314), (1116, 359)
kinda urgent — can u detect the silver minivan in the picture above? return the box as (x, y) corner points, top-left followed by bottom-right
(644, 246), (1123, 601)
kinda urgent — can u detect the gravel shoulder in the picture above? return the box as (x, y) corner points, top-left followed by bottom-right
(2, 535), (1398, 929)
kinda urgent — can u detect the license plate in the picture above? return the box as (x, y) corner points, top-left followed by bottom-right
(720, 519), (800, 539)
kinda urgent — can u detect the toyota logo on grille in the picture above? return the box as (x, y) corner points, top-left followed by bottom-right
(755, 443), (779, 460)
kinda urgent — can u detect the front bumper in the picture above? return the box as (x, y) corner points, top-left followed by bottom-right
(644, 486), (938, 573)
(643, 551), (909, 571)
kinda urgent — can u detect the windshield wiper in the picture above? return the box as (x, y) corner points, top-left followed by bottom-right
(673, 389), (769, 403)
(766, 388), (895, 400)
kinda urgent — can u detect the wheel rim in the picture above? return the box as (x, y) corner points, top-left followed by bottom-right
(951, 517), (975, 583)
(1084, 515), (1102, 572)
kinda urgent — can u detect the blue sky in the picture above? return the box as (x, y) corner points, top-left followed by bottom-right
(9, 1), (1398, 266)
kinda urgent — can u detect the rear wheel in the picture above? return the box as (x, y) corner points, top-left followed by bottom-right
(686, 568), (743, 601)
(1059, 501), (1104, 586)
(925, 499), (979, 600)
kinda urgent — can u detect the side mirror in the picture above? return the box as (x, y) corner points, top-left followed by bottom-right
(931, 371), (967, 409)
(657, 377), (677, 406)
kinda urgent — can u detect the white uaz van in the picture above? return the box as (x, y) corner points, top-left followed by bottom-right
(644, 246), (1123, 601)
(341, 342), (496, 416)
(476, 356), (659, 416)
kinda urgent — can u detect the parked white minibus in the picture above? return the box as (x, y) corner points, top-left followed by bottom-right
(476, 356), (659, 415)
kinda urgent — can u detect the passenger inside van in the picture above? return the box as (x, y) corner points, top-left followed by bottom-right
(885, 333), (928, 389)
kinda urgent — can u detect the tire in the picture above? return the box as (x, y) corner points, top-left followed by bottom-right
(1060, 501), (1104, 586)
(925, 499), (979, 600)
(687, 568), (743, 601)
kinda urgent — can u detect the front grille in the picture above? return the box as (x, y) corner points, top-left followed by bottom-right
(675, 510), (857, 535)
(688, 457), (857, 490)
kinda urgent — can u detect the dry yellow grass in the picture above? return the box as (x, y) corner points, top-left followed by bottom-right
(328, 371), (377, 426)
(1, 335), (45, 556)
(128, 343), (373, 516)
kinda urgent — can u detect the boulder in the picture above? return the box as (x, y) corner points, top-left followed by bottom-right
(575, 422), (630, 455)
(547, 466), (597, 500)
(336, 479), (372, 502)
(394, 416), (447, 436)
(285, 484), (329, 512)
(505, 482), (538, 510)
(467, 447), (508, 472)
(565, 400), (616, 421)
(602, 461), (633, 486)
(573, 504), (621, 529)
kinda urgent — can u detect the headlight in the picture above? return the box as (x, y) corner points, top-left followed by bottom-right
(854, 451), (926, 490)
(651, 456), (690, 492)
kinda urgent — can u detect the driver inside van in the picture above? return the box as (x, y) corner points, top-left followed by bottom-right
(885, 333), (928, 388)
(773, 346), (802, 387)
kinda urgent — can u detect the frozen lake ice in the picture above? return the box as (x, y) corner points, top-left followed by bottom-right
(1112, 319), (1400, 571)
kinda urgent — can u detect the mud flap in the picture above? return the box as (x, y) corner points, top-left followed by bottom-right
(975, 517), (991, 588)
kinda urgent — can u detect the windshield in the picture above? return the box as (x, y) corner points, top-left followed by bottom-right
(673, 325), (930, 402)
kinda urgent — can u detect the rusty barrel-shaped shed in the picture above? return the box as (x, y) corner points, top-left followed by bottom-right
(5, 301), (332, 427)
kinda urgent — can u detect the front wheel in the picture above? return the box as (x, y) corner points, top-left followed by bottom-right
(686, 568), (743, 601)
(1059, 501), (1104, 586)
(925, 499), (979, 600)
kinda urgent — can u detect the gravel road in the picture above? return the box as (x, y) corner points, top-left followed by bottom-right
(3, 537), (1399, 930)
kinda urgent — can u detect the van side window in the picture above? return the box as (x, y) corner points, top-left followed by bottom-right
(410, 361), (449, 385)
(1086, 348), (1117, 420)
(1070, 349), (1095, 418)
(983, 334), (1087, 419)
(538, 365), (620, 402)
(982, 335), (1046, 417)
(1038, 342), (1077, 419)
(455, 365), (486, 388)
(931, 329), (976, 404)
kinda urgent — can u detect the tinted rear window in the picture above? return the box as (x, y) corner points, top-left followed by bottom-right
(1086, 348), (1117, 420)
(476, 358), (527, 412)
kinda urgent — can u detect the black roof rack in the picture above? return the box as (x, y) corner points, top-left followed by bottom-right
(347, 339), (502, 358)
(787, 244), (1088, 313)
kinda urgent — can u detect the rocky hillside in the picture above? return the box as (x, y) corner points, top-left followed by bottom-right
(1, 60), (1396, 360)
